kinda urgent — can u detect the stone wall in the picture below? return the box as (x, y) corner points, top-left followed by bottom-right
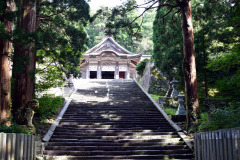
(138, 61), (168, 95)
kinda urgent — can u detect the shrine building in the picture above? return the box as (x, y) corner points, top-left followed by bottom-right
(80, 37), (150, 79)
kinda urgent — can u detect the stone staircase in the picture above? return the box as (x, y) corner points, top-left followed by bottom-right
(44, 80), (193, 159)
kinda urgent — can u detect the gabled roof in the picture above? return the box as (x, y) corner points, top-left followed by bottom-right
(85, 36), (134, 55)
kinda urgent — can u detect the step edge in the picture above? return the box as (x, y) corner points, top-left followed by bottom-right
(134, 79), (193, 151)
(43, 89), (77, 142)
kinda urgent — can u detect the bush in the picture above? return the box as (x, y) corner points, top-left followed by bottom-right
(136, 59), (150, 76)
(162, 98), (178, 115)
(0, 117), (31, 134)
(207, 49), (240, 98)
(198, 101), (240, 132)
(36, 94), (63, 121)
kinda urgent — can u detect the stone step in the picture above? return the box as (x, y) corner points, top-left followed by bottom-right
(60, 118), (167, 121)
(63, 110), (162, 113)
(51, 135), (180, 140)
(52, 131), (177, 136)
(54, 127), (175, 131)
(63, 109), (160, 112)
(61, 117), (165, 120)
(46, 141), (186, 146)
(66, 107), (156, 109)
(61, 115), (165, 118)
(59, 120), (167, 123)
(44, 154), (193, 159)
(59, 122), (171, 125)
(63, 109), (159, 112)
(54, 128), (176, 133)
(69, 105), (156, 107)
(62, 115), (166, 118)
(45, 145), (189, 151)
(59, 119), (168, 122)
(49, 137), (182, 143)
(44, 149), (192, 156)
(63, 112), (161, 115)
(57, 125), (175, 130)
(62, 113), (164, 116)
(62, 112), (165, 115)
(46, 156), (191, 160)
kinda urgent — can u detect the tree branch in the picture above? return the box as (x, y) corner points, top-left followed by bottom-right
(130, 1), (158, 24)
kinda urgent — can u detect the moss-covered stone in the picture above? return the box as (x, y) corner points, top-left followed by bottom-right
(138, 61), (168, 96)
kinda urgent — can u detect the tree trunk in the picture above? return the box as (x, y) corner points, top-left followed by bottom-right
(180, 0), (199, 131)
(12, 0), (37, 114)
(0, 0), (16, 120)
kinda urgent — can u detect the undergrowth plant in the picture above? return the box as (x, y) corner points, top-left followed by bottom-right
(135, 59), (150, 76)
(198, 101), (240, 132)
(36, 94), (63, 121)
(0, 117), (31, 134)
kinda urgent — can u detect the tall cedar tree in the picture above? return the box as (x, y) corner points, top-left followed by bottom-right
(12, 0), (37, 114)
(179, 0), (199, 129)
(0, 0), (15, 120)
(11, 0), (90, 115)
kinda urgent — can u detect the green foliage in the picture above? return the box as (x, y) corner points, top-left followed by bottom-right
(150, 94), (161, 101)
(207, 51), (240, 72)
(35, 0), (90, 78)
(0, 0), (16, 41)
(135, 59), (149, 76)
(206, 47), (240, 98)
(35, 95), (63, 121)
(86, 1), (156, 54)
(198, 102), (240, 132)
(159, 98), (178, 116)
(0, 117), (31, 134)
(0, 124), (31, 134)
(152, 0), (240, 99)
(136, 9), (156, 55)
(35, 51), (65, 93)
(153, 7), (184, 88)
(86, 7), (111, 48)
(162, 107), (177, 116)
(87, 0), (142, 52)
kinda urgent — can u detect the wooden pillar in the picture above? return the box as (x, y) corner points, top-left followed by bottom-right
(126, 63), (130, 79)
(86, 62), (90, 79)
(97, 61), (101, 79)
(115, 62), (119, 79)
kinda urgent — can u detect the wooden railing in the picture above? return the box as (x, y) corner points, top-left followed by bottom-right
(0, 132), (36, 160)
(194, 128), (240, 160)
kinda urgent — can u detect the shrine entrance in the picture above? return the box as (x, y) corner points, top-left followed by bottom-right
(80, 37), (143, 79)
(90, 71), (97, 79)
(119, 71), (125, 79)
(102, 71), (114, 79)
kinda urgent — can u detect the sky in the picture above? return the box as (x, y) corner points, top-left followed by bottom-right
(88, 0), (145, 11)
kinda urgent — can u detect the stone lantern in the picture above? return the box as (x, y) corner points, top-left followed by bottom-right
(67, 74), (74, 87)
(176, 93), (186, 115)
(171, 78), (179, 98)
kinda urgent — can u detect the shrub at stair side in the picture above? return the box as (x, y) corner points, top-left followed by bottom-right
(35, 95), (63, 121)
(198, 101), (240, 132)
(136, 59), (150, 76)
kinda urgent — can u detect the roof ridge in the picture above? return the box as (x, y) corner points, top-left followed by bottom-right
(85, 36), (133, 55)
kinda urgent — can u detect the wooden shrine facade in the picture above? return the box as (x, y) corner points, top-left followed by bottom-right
(80, 37), (146, 79)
